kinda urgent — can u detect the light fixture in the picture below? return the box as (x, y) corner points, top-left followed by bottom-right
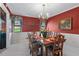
(39, 4), (48, 30)
(39, 4), (48, 20)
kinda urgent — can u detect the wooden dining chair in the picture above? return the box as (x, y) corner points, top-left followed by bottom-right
(28, 32), (42, 56)
(28, 33), (36, 55)
(28, 33), (31, 48)
(52, 35), (66, 56)
(28, 33), (33, 54)
(31, 42), (41, 56)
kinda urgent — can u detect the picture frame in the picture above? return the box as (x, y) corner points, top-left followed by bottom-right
(59, 18), (72, 30)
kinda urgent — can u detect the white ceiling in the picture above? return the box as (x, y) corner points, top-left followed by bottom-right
(7, 3), (79, 18)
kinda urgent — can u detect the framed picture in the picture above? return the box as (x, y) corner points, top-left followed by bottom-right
(59, 18), (72, 30)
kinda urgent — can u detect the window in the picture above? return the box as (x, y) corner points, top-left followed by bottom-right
(14, 26), (21, 32)
(12, 16), (22, 32)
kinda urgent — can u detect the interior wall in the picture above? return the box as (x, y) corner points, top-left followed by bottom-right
(0, 3), (12, 48)
(46, 7), (79, 55)
(22, 16), (40, 32)
(47, 7), (79, 34)
(11, 32), (28, 44)
(10, 16), (40, 44)
(11, 32), (23, 44)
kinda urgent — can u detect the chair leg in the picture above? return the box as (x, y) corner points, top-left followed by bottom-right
(30, 49), (32, 54)
(32, 49), (36, 56)
(52, 50), (54, 56)
(61, 51), (63, 56)
(45, 47), (48, 56)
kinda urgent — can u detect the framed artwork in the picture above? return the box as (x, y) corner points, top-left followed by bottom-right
(59, 18), (72, 30)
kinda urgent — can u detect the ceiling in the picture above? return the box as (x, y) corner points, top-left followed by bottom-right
(7, 3), (79, 18)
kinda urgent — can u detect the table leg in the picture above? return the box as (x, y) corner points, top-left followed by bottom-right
(41, 46), (43, 55)
(45, 47), (48, 56)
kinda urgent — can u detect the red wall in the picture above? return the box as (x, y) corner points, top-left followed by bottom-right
(22, 16), (40, 32)
(47, 7), (79, 34)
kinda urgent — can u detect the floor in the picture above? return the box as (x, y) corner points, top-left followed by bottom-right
(0, 48), (6, 53)
(0, 34), (31, 56)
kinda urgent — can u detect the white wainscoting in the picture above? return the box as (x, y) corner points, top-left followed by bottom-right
(11, 32), (28, 44)
(61, 33), (79, 56)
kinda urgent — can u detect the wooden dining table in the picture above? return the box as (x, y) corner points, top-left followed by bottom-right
(42, 37), (56, 55)
(34, 35), (56, 56)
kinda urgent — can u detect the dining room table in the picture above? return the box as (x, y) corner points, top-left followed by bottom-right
(34, 34), (57, 56)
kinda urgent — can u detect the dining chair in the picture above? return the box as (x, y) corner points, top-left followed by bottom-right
(44, 35), (56, 56)
(28, 33), (33, 54)
(52, 35), (66, 56)
(29, 32), (43, 56)
(31, 42), (40, 56)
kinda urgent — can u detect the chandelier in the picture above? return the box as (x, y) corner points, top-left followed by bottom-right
(39, 4), (48, 20)
(39, 4), (48, 30)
